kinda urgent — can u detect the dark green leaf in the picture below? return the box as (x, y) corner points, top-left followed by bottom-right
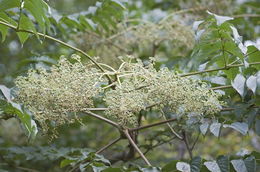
(0, 0), (19, 11)
(60, 159), (76, 168)
(244, 156), (256, 172)
(255, 119), (260, 136)
(191, 156), (201, 172)
(162, 160), (178, 172)
(17, 14), (36, 45)
(216, 155), (229, 172)
(110, 0), (126, 10)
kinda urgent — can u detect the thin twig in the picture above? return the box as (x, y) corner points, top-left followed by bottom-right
(130, 117), (177, 131)
(0, 20), (113, 83)
(179, 62), (260, 77)
(161, 110), (183, 139)
(190, 133), (200, 151)
(96, 137), (121, 154)
(232, 14), (260, 18)
(211, 85), (232, 90)
(134, 136), (176, 160)
(160, 7), (207, 23)
(123, 130), (151, 166)
(85, 107), (109, 111)
(182, 131), (193, 159)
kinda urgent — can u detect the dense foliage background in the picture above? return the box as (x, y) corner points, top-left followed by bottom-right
(0, 0), (260, 171)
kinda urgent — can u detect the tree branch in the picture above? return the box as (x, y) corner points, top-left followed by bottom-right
(96, 137), (121, 154)
(0, 20), (113, 83)
(233, 14), (260, 18)
(82, 111), (120, 129)
(161, 110), (183, 139)
(123, 129), (151, 166)
(130, 117), (177, 131)
(179, 62), (260, 77)
(182, 131), (193, 159)
(211, 85), (232, 90)
(190, 133), (200, 151)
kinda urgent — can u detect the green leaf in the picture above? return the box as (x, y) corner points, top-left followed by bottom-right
(244, 156), (256, 172)
(0, 85), (11, 101)
(224, 67), (239, 80)
(246, 76), (257, 94)
(209, 122), (221, 137)
(216, 155), (229, 172)
(60, 159), (76, 168)
(0, 0), (19, 11)
(0, 99), (38, 140)
(0, 23), (8, 42)
(79, 16), (96, 31)
(102, 168), (121, 172)
(204, 161), (221, 172)
(231, 159), (247, 172)
(17, 14), (36, 45)
(110, 0), (126, 10)
(207, 11), (233, 26)
(223, 122), (248, 135)
(24, 0), (51, 33)
(247, 46), (260, 70)
(200, 122), (209, 135)
(162, 160), (178, 172)
(91, 162), (108, 172)
(190, 156), (201, 172)
(231, 74), (246, 97)
(176, 162), (190, 172)
(0, 11), (18, 26)
(255, 119), (260, 136)
(0, 12), (17, 42)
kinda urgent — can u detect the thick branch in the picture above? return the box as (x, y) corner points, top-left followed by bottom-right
(83, 111), (120, 129)
(123, 130), (151, 166)
(0, 20), (113, 83)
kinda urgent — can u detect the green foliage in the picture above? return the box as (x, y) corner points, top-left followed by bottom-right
(0, 85), (37, 140)
(0, 0), (259, 171)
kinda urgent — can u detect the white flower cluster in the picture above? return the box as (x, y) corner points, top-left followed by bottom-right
(15, 55), (222, 131)
(15, 55), (101, 132)
(76, 19), (195, 66)
(104, 57), (222, 126)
